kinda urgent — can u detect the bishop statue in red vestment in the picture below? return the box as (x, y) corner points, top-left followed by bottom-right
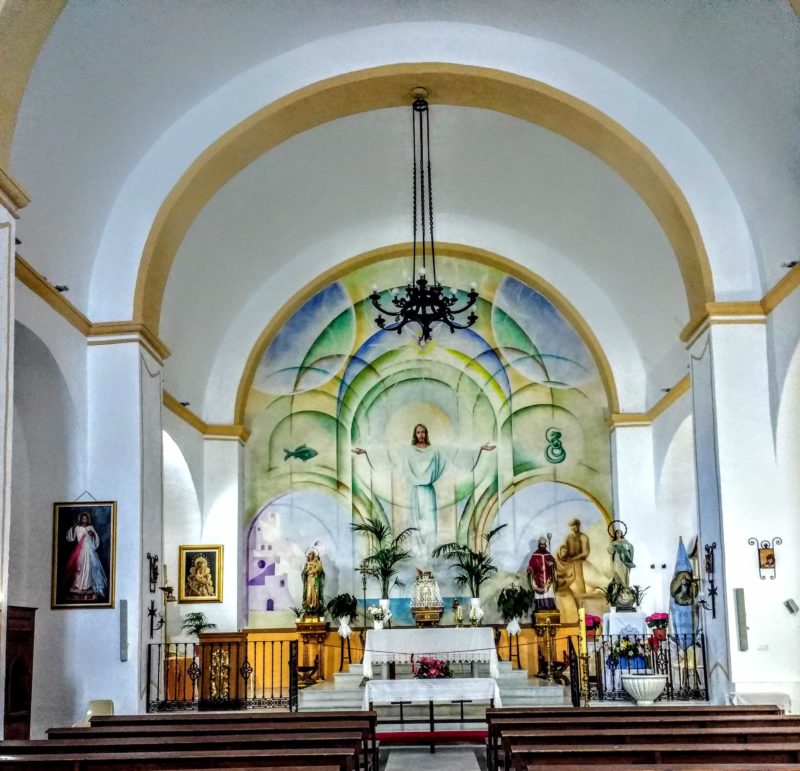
(527, 536), (557, 610)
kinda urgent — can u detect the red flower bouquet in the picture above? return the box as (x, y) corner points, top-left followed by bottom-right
(585, 614), (602, 629)
(645, 612), (669, 630)
(412, 656), (453, 679)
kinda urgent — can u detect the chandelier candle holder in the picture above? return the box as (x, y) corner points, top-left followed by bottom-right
(410, 569), (444, 627)
(370, 88), (479, 343)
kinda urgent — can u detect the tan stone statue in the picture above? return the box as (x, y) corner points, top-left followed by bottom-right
(558, 518), (590, 595)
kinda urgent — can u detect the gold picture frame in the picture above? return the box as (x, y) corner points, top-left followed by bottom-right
(51, 501), (116, 609)
(178, 545), (223, 603)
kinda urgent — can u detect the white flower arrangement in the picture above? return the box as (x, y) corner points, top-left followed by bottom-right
(367, 605), (391, 622)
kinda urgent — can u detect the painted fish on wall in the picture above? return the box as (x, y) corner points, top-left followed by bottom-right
(283, 445), (318, 462)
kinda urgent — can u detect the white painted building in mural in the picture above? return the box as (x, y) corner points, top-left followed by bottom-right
(0, 0), (798, 737)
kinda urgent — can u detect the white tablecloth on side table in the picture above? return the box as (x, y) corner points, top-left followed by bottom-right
(362, 627), (499, 679)
(602, 611), (648, 637)
(362, 676), (502, 711)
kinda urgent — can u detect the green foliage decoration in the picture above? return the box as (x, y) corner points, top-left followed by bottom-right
(351, 516), (417, 599)
(431, 523), (508, 599)
(497, 583), (534, 621)
(326, 593), (358, 620)
(180, 611), (217, 638)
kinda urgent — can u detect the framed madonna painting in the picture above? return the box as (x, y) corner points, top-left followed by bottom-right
(51, 501), (116, 609)
(178, 545), (223, 603)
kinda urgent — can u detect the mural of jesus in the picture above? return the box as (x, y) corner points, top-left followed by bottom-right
(352, 423), (495, 543)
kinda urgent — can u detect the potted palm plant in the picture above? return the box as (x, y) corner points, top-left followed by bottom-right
(351, 516), (416, 617)
(432, 523), (507, 623)
(497, 583), (534, 636)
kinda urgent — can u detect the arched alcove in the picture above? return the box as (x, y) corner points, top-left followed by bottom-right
(162, 430), (202, 606)
(10, 321), (84, 735)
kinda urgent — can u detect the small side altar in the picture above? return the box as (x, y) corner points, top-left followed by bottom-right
(362, 626), (499, 679)
(602, 610), (648, 637)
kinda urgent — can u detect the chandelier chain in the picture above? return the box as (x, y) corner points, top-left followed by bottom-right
(369, 92), (479, 343)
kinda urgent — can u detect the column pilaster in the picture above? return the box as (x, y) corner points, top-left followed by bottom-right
(87, 338), (163, 713)
(690, 321), (794, 704)
(0, 203), (16, 733)
(202, 436), (245, 631)
(610, 422), (658, 606)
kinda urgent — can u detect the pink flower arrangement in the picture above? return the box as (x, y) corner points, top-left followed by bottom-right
(646, 612), (669, 630)
(585, 614), (602, 629)
(412, 656), (453, 679)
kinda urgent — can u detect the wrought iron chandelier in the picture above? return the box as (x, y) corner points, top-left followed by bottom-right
(370, 88), (479, 343)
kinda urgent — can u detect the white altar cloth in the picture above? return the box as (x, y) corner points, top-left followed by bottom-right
(602, 610), (648, 637)
(362, 676), (502, 711)
(362, 627), (499, 679)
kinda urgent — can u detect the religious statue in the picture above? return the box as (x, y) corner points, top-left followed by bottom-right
(527, 536), (557, 611)
(558, 518), (590, 595)
(301, 549), (325, 617)
(607, 523), (636, 588)
(352, 423), (495, 543)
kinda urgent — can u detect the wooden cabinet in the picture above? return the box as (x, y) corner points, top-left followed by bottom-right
(4, 607), (36, 740)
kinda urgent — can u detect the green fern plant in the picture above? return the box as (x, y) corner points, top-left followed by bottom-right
(431, 524), (507, 599)
(180, 611), (217, 638)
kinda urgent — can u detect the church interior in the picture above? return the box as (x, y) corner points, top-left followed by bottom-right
(0, 0), (799, 766)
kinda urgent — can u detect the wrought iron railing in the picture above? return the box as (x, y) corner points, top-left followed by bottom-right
(586, 632), (707, 702)
(146, 640), (298, 712)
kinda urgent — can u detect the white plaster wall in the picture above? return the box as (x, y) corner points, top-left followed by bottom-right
(767, 283), (800, 433)
(690, 332), (731, 703)
(610, 425), (659, 614)
(162, 410), (204, 514)
(652, 392), (699, 609)
(199, 439), (244, 632)
(696, 321), (800, 709)
(0, 211), (16, 737)
(84, 342), (160, 716)
(10, 321), (87, 736)
(138, 352), (163, 708)
(161, 429), (202, 643)
(772, 320), (800, 711)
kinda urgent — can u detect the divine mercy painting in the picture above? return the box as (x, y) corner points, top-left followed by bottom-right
(51, 501), (116, 609)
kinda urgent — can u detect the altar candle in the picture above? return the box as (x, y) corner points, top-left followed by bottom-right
(578, 608), (588, 655)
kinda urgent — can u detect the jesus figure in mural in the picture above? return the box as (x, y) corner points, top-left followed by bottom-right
(352, 424), (495, 543)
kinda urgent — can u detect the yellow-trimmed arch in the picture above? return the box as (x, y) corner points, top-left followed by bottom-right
(134, 63), (713, 336)
(235, 242), (620, 425)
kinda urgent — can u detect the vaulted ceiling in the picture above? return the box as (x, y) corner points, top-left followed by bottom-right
(8, 0), (799, 420)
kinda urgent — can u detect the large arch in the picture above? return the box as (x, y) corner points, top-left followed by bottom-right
(233, 243), (621, 424)
(133, 62), (715, 336)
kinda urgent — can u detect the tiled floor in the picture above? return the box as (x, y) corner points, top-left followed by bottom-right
(382, 745), (487, 771)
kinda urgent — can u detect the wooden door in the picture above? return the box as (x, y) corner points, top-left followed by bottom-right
(4, 606), (36, 739)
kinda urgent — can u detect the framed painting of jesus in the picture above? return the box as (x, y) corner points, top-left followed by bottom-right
(51, 501), (116, 609)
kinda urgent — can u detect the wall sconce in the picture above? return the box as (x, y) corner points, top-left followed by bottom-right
(748, 536), (781, 580)
(703, 542), (717, 619)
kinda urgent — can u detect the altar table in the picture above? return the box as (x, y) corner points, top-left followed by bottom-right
(362, 676), (502, 711)
(362, 627), (499, 679)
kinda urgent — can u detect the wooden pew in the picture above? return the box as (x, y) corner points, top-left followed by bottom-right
(505, 742), (800, 768)
(502, 726), (800, 770)
(87, 710), (378, 770)
(49, 718), (376, 771)
(523, 766), (800, 771)
(486, 705), (789, 769)
(0, 746), (360, 769)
